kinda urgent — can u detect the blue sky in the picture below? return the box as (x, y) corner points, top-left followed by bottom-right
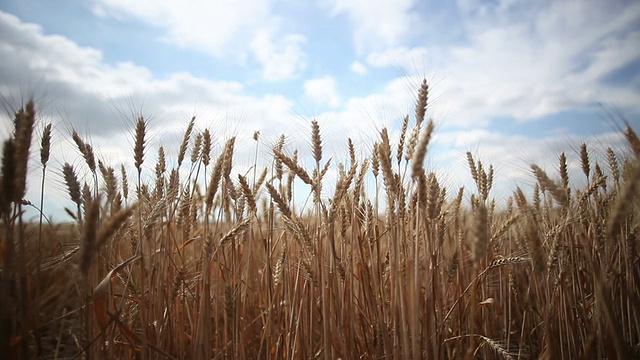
(1, 0), (639, 217)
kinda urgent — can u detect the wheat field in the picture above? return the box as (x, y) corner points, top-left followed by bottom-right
(1, 81), (639, 359)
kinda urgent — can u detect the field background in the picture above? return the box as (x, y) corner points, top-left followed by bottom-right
(1, 88), (640, 359)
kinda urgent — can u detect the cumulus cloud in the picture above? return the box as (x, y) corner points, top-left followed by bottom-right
(93, 0), (270, 56)
(0, 11), (306, 217)
(0, 12), (298, 133)
(93, 0), (307, 81)
(319, 0), (419, 53)
(250, 29), (307, 81)
(303, 76), (341, 107)
(2, 0), (639, 217)
(366, 46), (428, 70)
(350, 61), (367, 75)
(428, 0), (640, 128)
(319, 1), (640, 130)
(295, 76), (417, 155)
(0, 9), (302, 191)
(0, 11), (153, 135)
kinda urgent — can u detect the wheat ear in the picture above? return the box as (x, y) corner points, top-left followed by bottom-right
(178, 116), (195, 167)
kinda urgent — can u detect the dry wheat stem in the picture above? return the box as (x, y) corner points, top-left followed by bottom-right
(411, 119), (434, 179)
(178, 116), (195, 167)
(133, 116), (146, 173)
(415, 78), (429, 126)
(273, 149), (313, 185)
(311, 119), (322, 165)
(531, 164), (568, 207)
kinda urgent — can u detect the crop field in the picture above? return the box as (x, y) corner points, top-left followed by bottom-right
(1, 81), (639, 359)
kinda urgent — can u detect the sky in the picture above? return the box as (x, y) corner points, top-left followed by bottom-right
(1, 0), (639, 219)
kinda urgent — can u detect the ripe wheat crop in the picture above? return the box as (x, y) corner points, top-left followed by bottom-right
(0, 84), (639, 359)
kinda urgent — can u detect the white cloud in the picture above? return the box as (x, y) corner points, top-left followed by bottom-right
(0, 11), (298, 129)
(93, 0), (270, 56)
(296, 76), (417, 152)
(319, 0), (419, 53)
(366, 46), (428, 70)
(0, 11), (298, 174)
(318, 1), (640, 130)
(0, 11), (308, 217)
(427, 0), (640, 128)
(250, 29), (307, 81)
(303, 76), (341, 107)
(2, 0), (640, 218)
(94, 0), (308, 80)
(350, 61), (367, 75)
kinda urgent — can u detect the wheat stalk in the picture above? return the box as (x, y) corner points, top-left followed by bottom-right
(201, 129), (212, 166)
(580, 143), (590, 180)
(473, 201), (489, 263)
(265, 182), (292, 219)
(238, 174), (256, 214)
(415, 78), (428, 126)
(133, 116), (146, 174)
(378, 128), (396, 199)
(13, 100), (35, 202)
(0, 139), (16, 217)
(311, 119), (322, 164)
(274, 149), (313, 185)
(531, 164), (568, 207)
(178, 116), (195, 167)
(411, 119), (434, 179)
(625, 124), (640, 158)
(397, 115), (409, 166)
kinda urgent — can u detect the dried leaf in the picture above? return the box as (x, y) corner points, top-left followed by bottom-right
(93, 255), (140, 333)
(479, 298), (495, 306)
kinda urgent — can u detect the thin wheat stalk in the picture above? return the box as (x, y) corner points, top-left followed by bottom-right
(467, 152), (479, 187)
(218, 218), (251, 248)
(0, 139), (16, 217)
(121, 164), (129, 202)
(265, 182), (292, 219)
(133, 116), (146, 174)
(397, 115), (409, 166)
(311, 119), (322, 165)
(62, 163), (82, 208)
(132, 115), (148, 358)
(96, 202), (138, 247)
(415, 78), (428, 126)
(473, 201), (489, 263)
(222, 137), (235, 180)
(559, 152), (569, 189)
(36, 123), (52, 325)
(274, 134), (285, 181)
(274, 149), (313, 185)
(580, 143), (590, 180)
(238, 174), (256, 214)
(13, 100), (35, 203)
(253, 167), (268, 194)
(200, 129), (211, 167)
(205, 150), (224, 213)
(72, 130), (96, 174)
(624, 124), (640, 158)
(178, 116), (195, 167)
(372, 143), (380, 178)
(607, 160), (640, 238)
(531, 164), (568, 207)
(191, 132), (202, 164)
(378, 128), (396, 199)
(606, 147), (620, 186)
(411, 119), (434, 179)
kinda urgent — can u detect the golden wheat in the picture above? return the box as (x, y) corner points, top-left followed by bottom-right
(1, 89), (638, 360)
